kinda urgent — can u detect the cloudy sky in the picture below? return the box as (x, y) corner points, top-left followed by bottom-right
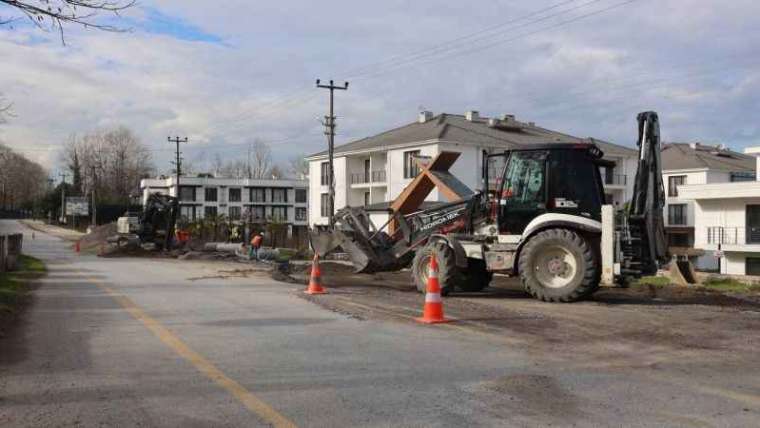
(1, 0), (758, 175)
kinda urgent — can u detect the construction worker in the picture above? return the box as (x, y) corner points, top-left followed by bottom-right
(249, 231), (263, 259)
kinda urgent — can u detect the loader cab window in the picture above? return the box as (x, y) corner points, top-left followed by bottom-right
(499, 150), (547, 234)
(547, 149), (604, 221)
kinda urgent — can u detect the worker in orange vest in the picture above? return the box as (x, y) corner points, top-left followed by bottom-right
(249, 232), (263, 259)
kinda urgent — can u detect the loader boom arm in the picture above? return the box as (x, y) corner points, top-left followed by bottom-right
(620, 111), (668, 276)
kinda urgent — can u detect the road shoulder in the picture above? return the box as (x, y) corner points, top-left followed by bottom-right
(19, 220), (84, 242)
(0, 255), (46, 337)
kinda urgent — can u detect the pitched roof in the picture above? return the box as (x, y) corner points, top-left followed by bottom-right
(307, 113), (636, 158)
(661, 143), (755, 172)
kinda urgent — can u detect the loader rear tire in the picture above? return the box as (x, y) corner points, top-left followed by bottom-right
(412, 241), (460, 296)
(458, 258), (492, 292)
(518, 229), (599, 302)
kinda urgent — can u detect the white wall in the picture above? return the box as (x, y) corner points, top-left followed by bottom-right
(387, 143), (441, 202)
(308, 156), (348, 227)
(693, 197), (760, 247)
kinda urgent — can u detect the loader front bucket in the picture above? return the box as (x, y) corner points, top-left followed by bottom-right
(309, 228), (375, 273)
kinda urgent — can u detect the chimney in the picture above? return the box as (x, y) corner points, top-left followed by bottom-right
(418, 111), (434, 123)
(465, 110), (480, 122)
(744, 147), (760, 181)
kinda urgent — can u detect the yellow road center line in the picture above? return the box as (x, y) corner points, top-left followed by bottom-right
(89, 277), (297, 428)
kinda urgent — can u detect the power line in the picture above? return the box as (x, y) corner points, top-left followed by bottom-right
(202, 0), (608, 138)
(342, 0), (582, 79)
(352, 0), (637, 81)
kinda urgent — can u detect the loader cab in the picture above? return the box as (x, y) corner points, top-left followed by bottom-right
(491, 144), (606, 235)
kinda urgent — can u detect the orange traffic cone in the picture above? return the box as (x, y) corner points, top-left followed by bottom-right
(305, 254), (327, 295)
(75, 240), (81, 253)
(416, 253), (451, 324)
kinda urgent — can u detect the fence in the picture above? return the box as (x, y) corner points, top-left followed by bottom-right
(0, 233), (23, 272)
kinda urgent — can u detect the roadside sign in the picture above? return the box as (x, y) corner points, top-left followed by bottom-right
(66, 197), (90, 216)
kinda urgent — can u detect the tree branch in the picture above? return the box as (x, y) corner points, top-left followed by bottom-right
(0, 0), (136, 44)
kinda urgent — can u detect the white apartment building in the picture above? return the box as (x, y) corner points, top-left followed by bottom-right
(306, 111), (637, 228)
(677, 147), (760, 276)
(660, 143), (755, 270)
(140, 175), (309, 241)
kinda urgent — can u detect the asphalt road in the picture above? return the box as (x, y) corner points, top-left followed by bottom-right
(1, 219), (758, 427)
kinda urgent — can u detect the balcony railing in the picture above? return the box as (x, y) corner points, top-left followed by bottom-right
(350, 170), (387, 184)
(706, 226), (760, 245)
(604, 174), (627, 186)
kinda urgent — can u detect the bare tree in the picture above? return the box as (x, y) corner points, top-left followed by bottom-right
(269, 165), (284, 180)
(0, 141), (48, 211)
(219, 159), (248, 179)
(211, 153), (224, 176)
(0, 94), (12, 124)
(287, 154), (308, 179)
(0, 0), (136, 43)
(250, 140), (272, 179)
(62, 126), (154, 204)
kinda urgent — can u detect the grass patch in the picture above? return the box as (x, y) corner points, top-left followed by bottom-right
(0, 255), (46, 314)
(634, 276), (671, 287)
(701, 277), (760, 293)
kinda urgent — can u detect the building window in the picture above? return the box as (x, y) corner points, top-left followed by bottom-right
(295, 189), (307, 203)
(320, 162), (330, 186)
(731, 171), (756, 182)
(228, 188), (242, 202)
(668, 175), (686, 197)
(272, 188), (287, 203)
(403, 150), (421, 178)
(320, 193), (330, 217)
(295, 207), (307, 221)
(747, 258), (760, 276)
(251, 206), (265, 221)
(204, 187), (218, 202)
(228, 206), (241, 220)
(204, 206), (218, 218)
(179, 186), (195, 202)
(251, 187), (266, 202)
(364, 192), (370, 207)
(668, 232), (691, 247)
(180, 205), (196, 220)
(271, 206), (287, 221)
(668, 204), (686, 225)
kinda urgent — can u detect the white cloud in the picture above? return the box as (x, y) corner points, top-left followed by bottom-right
(1, 0), (759, 175)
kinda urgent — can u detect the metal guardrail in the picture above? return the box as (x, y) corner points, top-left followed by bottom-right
(706, 226), (760, 245)
(604, 174), (627, 186)
(350, 170), (387, 184)
(0, 233), (23, 272)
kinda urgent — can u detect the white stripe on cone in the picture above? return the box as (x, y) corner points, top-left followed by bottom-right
(425, 293), (442, 303)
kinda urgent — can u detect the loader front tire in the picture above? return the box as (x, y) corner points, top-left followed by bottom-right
(412, 241), (460, 296)
(519, 229), (599, 302)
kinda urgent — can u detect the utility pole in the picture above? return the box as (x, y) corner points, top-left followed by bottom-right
(316, 79), (349, 228)
(90, 166), (97, 227)
(59, 172), (68, 225)
(168, 136), (188, 195)
(167, 136), (188, 250)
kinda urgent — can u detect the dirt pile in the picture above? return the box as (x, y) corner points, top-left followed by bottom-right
(77, 222), (117, 251)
